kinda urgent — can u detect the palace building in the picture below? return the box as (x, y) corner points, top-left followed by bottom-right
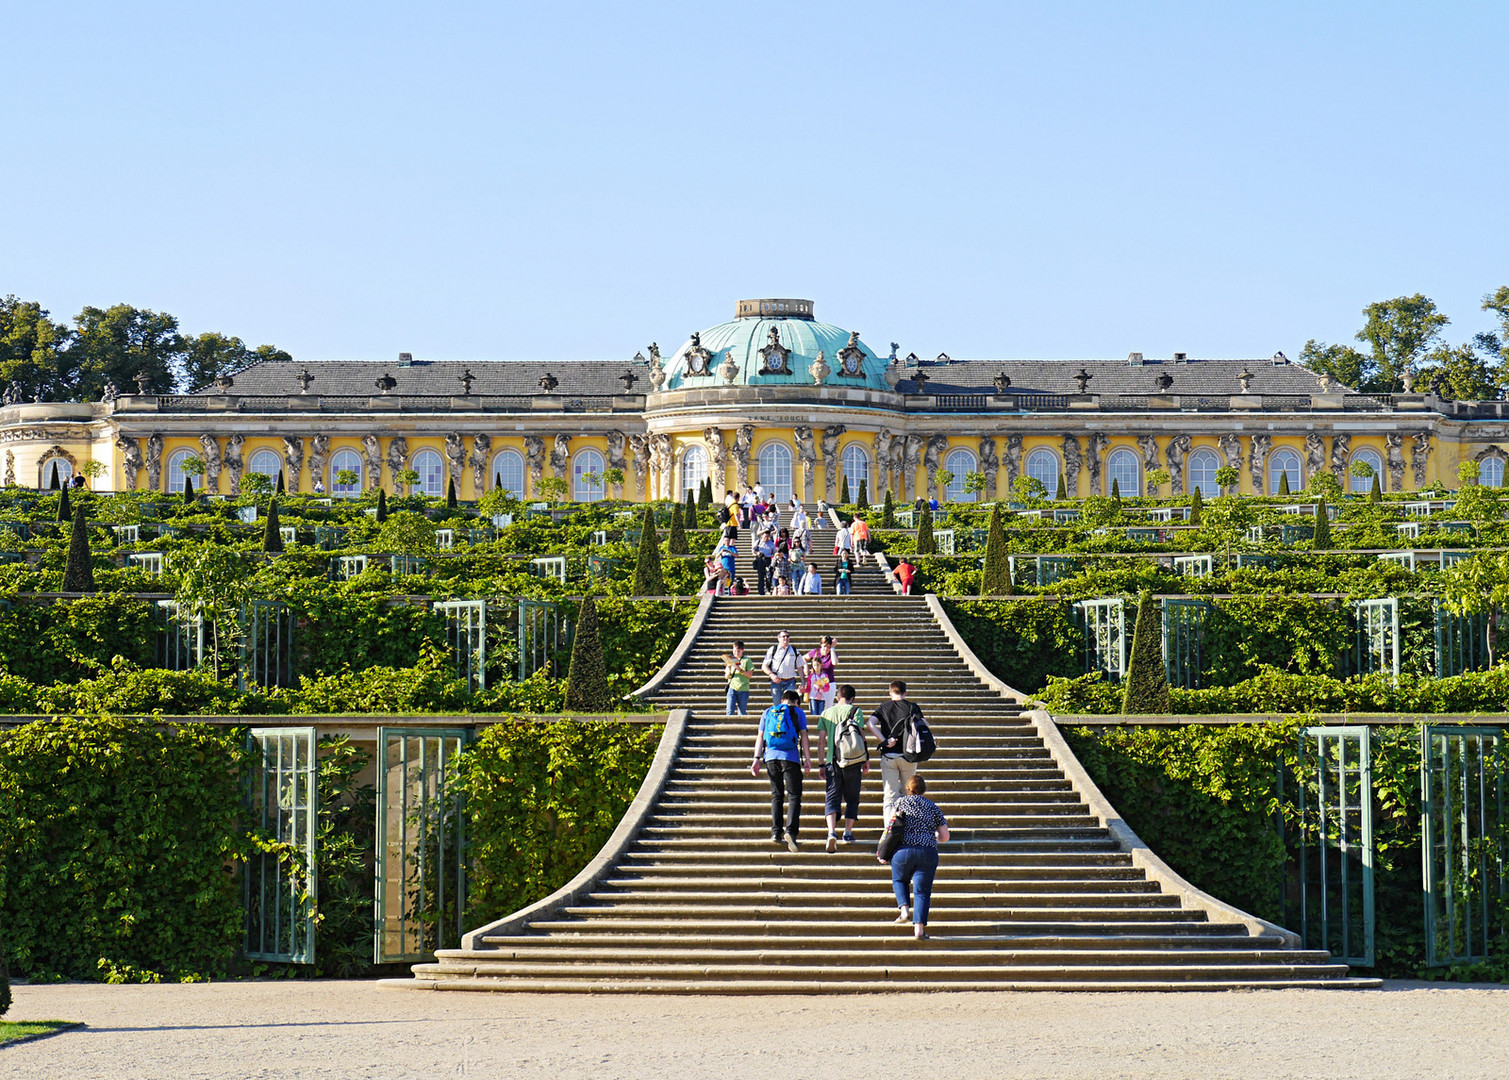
(5, 298), (1509, 501)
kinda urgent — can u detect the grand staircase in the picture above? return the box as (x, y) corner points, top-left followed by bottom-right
(403, 517), (1376, 991)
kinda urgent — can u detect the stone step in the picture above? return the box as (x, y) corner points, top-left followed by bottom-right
(474, 930), (1272, 951)
(401, 974), (1381, 993)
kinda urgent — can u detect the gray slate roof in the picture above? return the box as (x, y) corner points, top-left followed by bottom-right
(897, 358), (1331, 396)
(200, 359), (650, 397)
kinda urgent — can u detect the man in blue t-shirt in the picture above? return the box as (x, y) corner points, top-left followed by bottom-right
(751, 688), (811, 851)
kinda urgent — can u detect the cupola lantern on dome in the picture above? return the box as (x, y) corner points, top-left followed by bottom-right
(735, 298), (814, 320)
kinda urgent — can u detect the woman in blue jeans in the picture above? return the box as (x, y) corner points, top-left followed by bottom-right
(881, 774), (949, 940)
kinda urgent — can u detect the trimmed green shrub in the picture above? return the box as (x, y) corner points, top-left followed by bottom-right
(446, 477), (457, 509)
(564, 595), (612, 711)
(1278, 471), (1290, 496)
(61, 506), (94, 593)
(857, 478), (868, 510)
(683, 491), (696, 531)
(57, 483), (71, 522)
(263, 499), (284, 553)
(1057, 470), (1068, 501)
(1313, 495), (1331, 548)
(1121, 590), (1170, 713)
(276, 471), (286, 495)
(698, 478), (712, 510)
(882, 489), (895, 527)
(631, 504), (665, 595)
(667, 501), (689, 555)
(1188, 487), (1202, 526)
(183, 475), (194, 504)
(915, 507), (935, 554)
(1370, 472), (1382, 503)
(839, 475), (850, 504)
(376, 488), (388, 523)
(980, 503), (1011, 596)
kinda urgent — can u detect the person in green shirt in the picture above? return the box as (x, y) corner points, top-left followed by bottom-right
(724, 640), (752, 715)
(817, 684), (870, 852)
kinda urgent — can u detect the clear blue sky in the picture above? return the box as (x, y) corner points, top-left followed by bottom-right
(4, 2), (1505, 364)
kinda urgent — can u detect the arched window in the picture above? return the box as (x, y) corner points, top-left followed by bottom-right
(841, 444), (869, 496)
(491, 449), (525, 498)
(1480, 456), (1506, 489)
(249, 449), (282, 484)
(1106, 448), (1140, 497)
(1025, 448), (1060, 498)
(165, 449), (199, 494)
(38, 456), (74, 488)
(574, 448), (606, 502)
(1187, 448), (1221, 497)
(1349, 448), (1384, 493)
(1268, 448), (1302, 494)
(329, 449), (363, 497)
(944, 448), (978, 502)
(680, 445), (708, 499)
(758, 441), (793, 505)
(411, 449), (445, 497)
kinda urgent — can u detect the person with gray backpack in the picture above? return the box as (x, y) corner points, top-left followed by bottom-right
(816, 684), (870, 852)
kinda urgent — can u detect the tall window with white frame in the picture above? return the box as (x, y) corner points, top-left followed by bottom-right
(1106, 447), (1140, 497)
(757, 442), (793, 505)
(1480, 456), (1506, 489)
(1350, 448), (1385, 493)
(840, 444), (869, 499)
(944, 447), (978, 502)
(680, 445), (708, 500)
(1187, 448), (1220, 498)
(574, 448), (606, 502)
(1268, 448), (1302, 494)
(38, 457), (74, 488)
(329, 449), (363, 497)
(1025, 448), (1059, 498)
(411, 449), (445, 497)
(491, 449), (525, 498)
(165, 449), (197, 494)
(248, 449), (282, 486)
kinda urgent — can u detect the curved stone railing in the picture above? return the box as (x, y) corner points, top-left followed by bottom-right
(627, 592), (715, 700)
(459, 708), (692, 949)
(924, 593), (1301, 947)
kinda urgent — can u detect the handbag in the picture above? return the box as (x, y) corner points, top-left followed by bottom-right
(876, 811), (907, 861)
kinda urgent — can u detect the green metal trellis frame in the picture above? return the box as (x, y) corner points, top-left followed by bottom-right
(1074, 598), (1126, 681)
(374, 727), (470, 964)
(239, 599), (295, 690)
(1352, 597), (1400, 678)
(156, 599), (208, 671)
(434, 599), (487, 691)
(1434, 601), (1491, 678)
(517, 598), (572, 680)
(245, 727), (318, 964)
(1294, 726), (1374, 966)
(1421, 725), (1506, 967)
(1161, 598), (1208, 690)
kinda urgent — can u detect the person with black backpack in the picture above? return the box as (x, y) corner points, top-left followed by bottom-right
(751, 688), (811, 851)
(867, 679), (936, 824)
(816, 684), (870, 853)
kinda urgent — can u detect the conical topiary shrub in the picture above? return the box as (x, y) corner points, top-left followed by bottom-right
(1369, 473), (1382, 503)
(1110, 477), (1122, 512)
(1278, 471), (1291, 497)
(857, 478), (869, 510)
(839, 475), (850, 504)
(275, 471), (285, 495)
(57, 482), (72, 522)
(980, 502), (1012, 596)
(61, 505), (94, 593)
(1121, 590), (1170, 714)
(263, 499), (285, 553)
(183, 475), (194, 503)
(376, 488), (388, 523)
(668, 498), (690, 555)
(494, 472), (503, 491)
(632, 504), (665, 595)
(49, 461), (61, 490)
(564, 595), (613, 712)
(1189, 487), (1203, 527)
(684, 490), (697, 530)
(1313, 495), (1331, 548)
(882, 488), (895, 528)
(446, 476), (458, 509)
(915, 506), (936, 554)
(1057, 471), (1069, 501)
(698, 477), (713, 510)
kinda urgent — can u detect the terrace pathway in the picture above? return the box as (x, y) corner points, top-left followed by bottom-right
(401, 544), (1376, 991)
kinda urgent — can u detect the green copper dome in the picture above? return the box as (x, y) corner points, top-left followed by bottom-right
(663, 299), (893, 391)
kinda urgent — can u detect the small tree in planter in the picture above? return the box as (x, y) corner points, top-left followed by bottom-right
(78, 459), (107, 489)
(335, 468), (359, 492)
(632, 504), (664, 595)
(964, 471), (988, 503)
(1214, 464), (1239, 498)
(980, 502), (1011, 596)
(181, 454), (206, 498)
(601, 466), (624, 497)
(240, 471), (273, 501)
(1121, 590), (1170, 714)
(1145, 467), (1170, 498)
(1013, 475), (1048, 505)
(1440, 551), (1509, 668)
(935, 469), (954, 504)
(535, 476), (568, 502)
(395, 468), (420, 497)
(564, 595), (613, 712)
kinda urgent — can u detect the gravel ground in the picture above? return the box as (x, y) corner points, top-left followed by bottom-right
(4, 979), (1507, 1079)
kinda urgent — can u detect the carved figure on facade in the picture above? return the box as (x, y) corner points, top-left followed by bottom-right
(361, 434), (381, 490)
(1135, 435), (1160, 494)
(100, 379), (119, 404)
(1330, 433), (1351, 479)
(469, 434), (493, 492)
(627, 433), (650, 500)
(1165, 434), (1191, 495)
(793, 426), (817, 502)
(1062, 435), (1083, 497)
(837, 332), (866, 377)
(979, 436), (999, 500)
(758, 328), (792, 375)
(1249, 434), (1272, 494)
(731, 424), (755, 490)
(444, 433), (466, 489)
(524, 435), (546, 493)
(684, 333), (713, 377)
(647, 343), (666, 392)
(1385, 433), (1405, 492)
(821, 425), (845, 500)
(1086, 433), (1108, 496)
(1217, 433), (1243, 482)
(702, 427), (727, 500)
(198, 434), (222, 493)
(2, 382), (20, 406)
(1005, 435), (1024, 489)
(809, 351), (830, 385)
(889, 438), (905, 498)
(1411, 430), (1431, 487)
(550, 434), (571, 481)
(605, 430), (627, 498)
(145, 434), (164, 492)
(902, 434), (925, 500)
(279, 435), (302, 492)
(308, 435), (330, 492)
(872, 430), (893, 497)
(3, 449), (12, 486)
(1305, 432), (1326, 484)
(924, 435), (948, 499)
(386, 436), (409, 491)
(225, 434), (245, 494)
(650, 433), (674, 499)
